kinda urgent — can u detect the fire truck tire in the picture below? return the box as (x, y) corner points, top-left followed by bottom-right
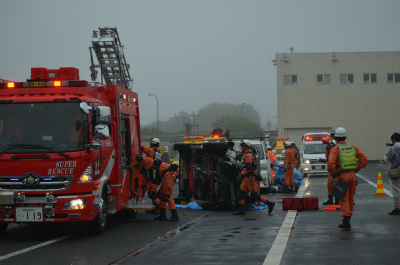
(92, 190), (108, 235)
(0, 223), (8, 236)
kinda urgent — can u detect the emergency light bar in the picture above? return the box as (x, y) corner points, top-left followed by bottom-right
(0, 80), (89, 89)
(302, 134), (330, 141)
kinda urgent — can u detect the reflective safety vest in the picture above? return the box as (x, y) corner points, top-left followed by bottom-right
(338, 143), (357, 170)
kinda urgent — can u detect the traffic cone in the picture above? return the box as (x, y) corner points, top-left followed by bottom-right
(374, 172), (387, 196)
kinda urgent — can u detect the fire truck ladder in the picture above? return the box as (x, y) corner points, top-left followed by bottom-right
(89, 26), (133, 90)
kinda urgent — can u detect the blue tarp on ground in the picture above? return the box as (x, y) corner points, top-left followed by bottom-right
(175, 201), (269, 211)
(176, 201), (203, 210)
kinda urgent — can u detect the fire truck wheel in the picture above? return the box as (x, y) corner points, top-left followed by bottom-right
(0, 223), (8, 236)
(92, 190), (108, 235)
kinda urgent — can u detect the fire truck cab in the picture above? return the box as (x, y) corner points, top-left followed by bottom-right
(0, 67), (142, 235)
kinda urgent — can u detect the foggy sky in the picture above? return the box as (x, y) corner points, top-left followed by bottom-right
(1, 0), (399, 129)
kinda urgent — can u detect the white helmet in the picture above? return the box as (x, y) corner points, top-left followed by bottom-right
(332, 140), (337, 144)
(240, 140), (251, 148)
(267, 145), (272, 150)
(284, 142), (291, 148)
(334, 127), (347, 138)
(150, 138), (160, 146)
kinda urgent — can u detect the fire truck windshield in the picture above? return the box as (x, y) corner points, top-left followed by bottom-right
(0, 102), (89, 154)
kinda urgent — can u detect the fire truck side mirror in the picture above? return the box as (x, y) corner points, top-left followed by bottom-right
(97, 106), (111, 125)
(80, 102), (92, 114)
(95, 124), (110, 140)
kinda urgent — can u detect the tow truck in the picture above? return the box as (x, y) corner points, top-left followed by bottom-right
(0, 27), (143, 235)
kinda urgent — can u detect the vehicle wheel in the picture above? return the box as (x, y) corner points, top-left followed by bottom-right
(92, 190), (108, 235)
(0, 223), (8, 236)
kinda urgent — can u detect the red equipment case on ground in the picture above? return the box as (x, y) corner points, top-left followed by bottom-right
(282, 197), (319, 210)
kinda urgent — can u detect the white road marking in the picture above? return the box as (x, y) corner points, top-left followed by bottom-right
(357, 173), (393, 198)
(263, 178), (307, 265)
(0, 235), (70, 261)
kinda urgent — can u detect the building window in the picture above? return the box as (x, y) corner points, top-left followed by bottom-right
(340, 74), (354, 84)
(388, 73), (400, 83)
(317, 74), (331, 85)
(284, 75), (297, 85)
(364, 73), (377, 83)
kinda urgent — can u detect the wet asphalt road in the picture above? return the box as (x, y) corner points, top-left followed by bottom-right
(1, 162), (399, 265)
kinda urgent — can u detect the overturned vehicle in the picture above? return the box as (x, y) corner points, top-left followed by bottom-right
(173, 136), (264, 210)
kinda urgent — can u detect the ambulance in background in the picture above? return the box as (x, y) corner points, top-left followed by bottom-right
(300, 132), (331, 178)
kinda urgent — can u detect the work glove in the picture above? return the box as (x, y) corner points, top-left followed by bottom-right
(135, 155), (143, 162)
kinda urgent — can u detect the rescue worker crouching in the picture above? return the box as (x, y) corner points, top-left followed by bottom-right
(129, 155), (180, 222)
(233, 140), (275, 215)
(283, 141), (295, 193)
(141, 138), (163, 215)
(327, 127), (367, 230)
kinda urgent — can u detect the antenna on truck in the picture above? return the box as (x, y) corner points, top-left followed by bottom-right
(89, 26), (133, 90)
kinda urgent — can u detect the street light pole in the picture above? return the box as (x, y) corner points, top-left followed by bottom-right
(241, 103), (245, 137)
(148, 94), (159, 137)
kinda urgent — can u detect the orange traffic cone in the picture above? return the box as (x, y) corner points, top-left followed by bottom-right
(374, 172), (387, 196)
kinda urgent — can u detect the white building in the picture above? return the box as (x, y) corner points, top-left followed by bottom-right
(275, 51), (400, 160)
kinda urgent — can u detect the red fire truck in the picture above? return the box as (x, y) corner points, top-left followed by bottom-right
(0, 27), (142, 235)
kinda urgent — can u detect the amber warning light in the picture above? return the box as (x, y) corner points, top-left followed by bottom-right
(7, 82), (15, 88)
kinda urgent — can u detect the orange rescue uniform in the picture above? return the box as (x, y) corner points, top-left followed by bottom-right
(129, 156), (177, 210)
(292, 146), (299, 170)
(327, 141), (367, 217)
(267, 150), (277, 180)
(238, 150), (269, 206)
(284, 147), (295, 187)
(325, 145), (335, 196)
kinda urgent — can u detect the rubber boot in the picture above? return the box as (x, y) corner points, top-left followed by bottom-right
(338, 216), (351, 229)
(154, 209), (167, 221)
(145, 204), (160, 214)
(233, 204), (246, 215)
(167, 209), (180, 222)
(266, 200), (275, 214)
(323, 195), (334, 205)
(289, 186), (294, 193)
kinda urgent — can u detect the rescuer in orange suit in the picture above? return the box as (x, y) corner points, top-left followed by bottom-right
(327, 127), (367, 230)
(233, 140), (275, 215)
(291, 142), (300, 170)
(283, 141), (295, 193)
(266, 145), (278, 183)
(129, 155), (180, 221)
(141, 138), (163, 214)
(322, 131), (339, 205)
